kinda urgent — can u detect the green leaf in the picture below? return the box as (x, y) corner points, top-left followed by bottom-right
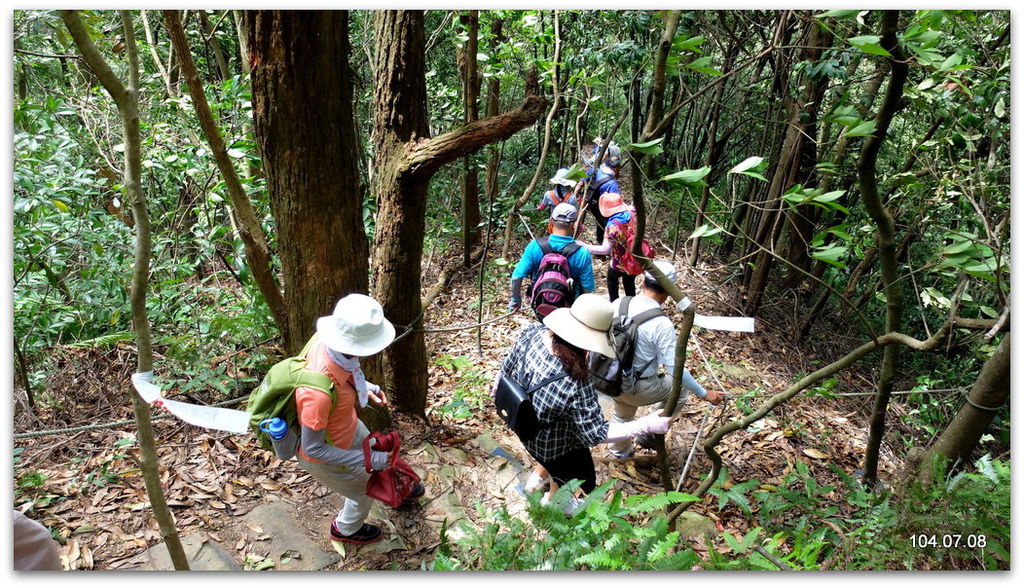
(628, 138), (664, 155)
(728, 156), (765, 174)
(52, 200), (69, 213)
(844, 120), (877, 137)
(662, 166), (711, 186)
(227, 148), (245, 158)
(674, 35), (705, 52)
(848, 35), (892, 57)
(811, 244), (848, 268)
(938, 52), (963, 72)
(562, 162), (587, 182)
(816, 9), (862, 19)
(689, 224), (723, 239)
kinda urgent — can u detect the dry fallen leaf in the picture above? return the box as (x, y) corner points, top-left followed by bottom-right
(803, 448), (828, 459)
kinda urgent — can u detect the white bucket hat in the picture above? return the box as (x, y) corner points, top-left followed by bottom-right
(644, 260), (678, 283)
(542, 293), (614, 358)
(549, 167), (577, 187)
(315, 294), (396, 356)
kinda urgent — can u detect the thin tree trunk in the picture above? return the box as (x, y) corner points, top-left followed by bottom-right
(860, 10), (910, 487)
(499, 10), (562, 261)
(910, 334), (1009, 484)
(460, 11), (481, 267)
(233, 10), (250, 75)
(199, 11), (230, 82)
(140, 10), (174, 97)
(61, 9), (189, 570)
(164, 10), (288, 341)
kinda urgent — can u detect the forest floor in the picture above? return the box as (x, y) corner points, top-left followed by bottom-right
(13, 227), (913, 571)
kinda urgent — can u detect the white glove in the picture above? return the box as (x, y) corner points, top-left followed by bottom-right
(370, 450), (390, 471)
(603, 412), (673, 443)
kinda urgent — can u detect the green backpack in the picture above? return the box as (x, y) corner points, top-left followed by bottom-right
(247, 336), (336, 452)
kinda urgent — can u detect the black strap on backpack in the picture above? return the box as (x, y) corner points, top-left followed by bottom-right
(618, 296), (665, 375)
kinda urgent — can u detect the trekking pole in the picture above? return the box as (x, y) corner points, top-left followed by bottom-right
(676, 405), (711, 492)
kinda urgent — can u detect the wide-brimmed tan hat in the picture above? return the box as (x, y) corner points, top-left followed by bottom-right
(549, 167), (577, 187)
(644, 260), (678, 283)
(315, 294), (396, 356)
(598, 192), (632, 218)
(543, 293), (614, 357)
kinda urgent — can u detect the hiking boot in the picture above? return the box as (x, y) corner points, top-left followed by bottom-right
(524, 470), (549, 493)
(329, 521), (382, 545)
(635, 433), (657, 451)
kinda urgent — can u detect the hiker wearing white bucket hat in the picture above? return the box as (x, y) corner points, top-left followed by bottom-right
(294, 294), (423, 545)
(497, 293), (675, 514)
(605, 262), (725, 459)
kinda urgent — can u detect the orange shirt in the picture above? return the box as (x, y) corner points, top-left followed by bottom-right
(294, 340), (360, 463)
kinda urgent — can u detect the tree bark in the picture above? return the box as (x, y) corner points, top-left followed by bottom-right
(247, 10), (369, 354)
(460, 11), (482, 267)
(140, 10), (175, 98)
(199, 10), (231, 82)
(164, 10), (288, 341)
(859, 10), (910, 486)
(371, 10), (544, 414)
(911, 334), (1009, 483)
(61, 9), (189, 570)
(233, 10), (250, 75)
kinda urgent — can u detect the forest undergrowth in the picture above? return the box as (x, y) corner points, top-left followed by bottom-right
(13, 222), (1008, 571)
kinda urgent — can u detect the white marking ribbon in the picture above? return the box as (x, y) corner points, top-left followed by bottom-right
(131, 372), (251, 434)
(675, 296), (756, 333)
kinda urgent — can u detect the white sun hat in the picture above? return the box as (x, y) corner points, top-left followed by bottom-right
(315, 294), (396, 357)
(549, 167), (577, 187)
(542, 293), (614, 357)
(644, 260), (678, 283)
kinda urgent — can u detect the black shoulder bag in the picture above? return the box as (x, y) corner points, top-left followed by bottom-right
(494, 372), (567, 443)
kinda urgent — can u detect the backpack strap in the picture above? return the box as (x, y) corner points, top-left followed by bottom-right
(536, 236), (554, 255)
(527, 373), (568, 395)
(617, 295), (634, 318)
(593, 175), (614, 191)
(626, 307), (666, 377)
(558, 241), (581, 258)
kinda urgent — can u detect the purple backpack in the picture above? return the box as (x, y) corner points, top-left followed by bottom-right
(530, 237), (581, 319)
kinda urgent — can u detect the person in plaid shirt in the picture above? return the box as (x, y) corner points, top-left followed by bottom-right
(498, 294), (675, 515)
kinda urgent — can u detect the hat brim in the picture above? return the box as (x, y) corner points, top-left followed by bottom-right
(599, 202), (631, 218)
(315, 315), (396, 357)
(543, 308), (614, 358)
(550, 178), (576, 187)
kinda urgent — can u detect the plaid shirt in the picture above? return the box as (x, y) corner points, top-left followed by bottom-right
(500, 323), (609, 462)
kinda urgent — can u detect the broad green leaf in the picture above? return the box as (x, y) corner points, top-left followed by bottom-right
(844, 120), (877, 137)
(728, 156), (764, 174)
(816, 9), (862, 19)
(662, 166), (711, 186)
(562, 162), (587, 182)
(628, 138), (664, 155)
(938, 52), (963, 71)
(52, 200), (69, 213)
(811, 244), (848, 268)
(689, 224), (723, 239)
(674, 35), (705, 52)
(848, 35), (892, 57)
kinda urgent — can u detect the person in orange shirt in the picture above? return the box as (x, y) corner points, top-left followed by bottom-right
(295, 294), (424, 545)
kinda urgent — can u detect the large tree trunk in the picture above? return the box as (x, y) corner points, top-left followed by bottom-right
(247, 10), (368, 354)
(371, 10), (544, 414)
(859, 10), (910, 486)
(910, 334), (1009, 483)
(61, 9), (189, 570)
(460, 11), (482, 267)
(164, 10), (288, 342)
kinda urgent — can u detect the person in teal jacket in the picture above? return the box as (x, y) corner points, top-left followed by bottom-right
(509, 203), (596, 313)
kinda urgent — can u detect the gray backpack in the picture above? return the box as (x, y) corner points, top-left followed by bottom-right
(589, 296), (663, 397)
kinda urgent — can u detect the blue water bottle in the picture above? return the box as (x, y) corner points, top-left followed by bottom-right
(259, 417), (298, 460)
